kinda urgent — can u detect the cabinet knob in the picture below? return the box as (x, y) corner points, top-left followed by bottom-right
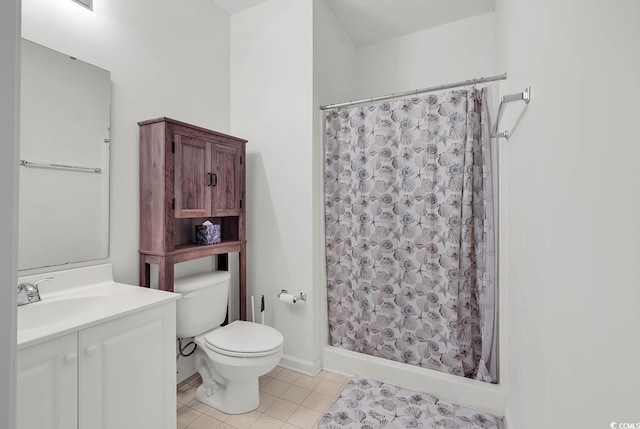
(85, 346), (98, 356)
(64, 353), (77, 364)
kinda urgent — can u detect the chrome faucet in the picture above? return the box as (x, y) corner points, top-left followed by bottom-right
(17, 277), (53, 306)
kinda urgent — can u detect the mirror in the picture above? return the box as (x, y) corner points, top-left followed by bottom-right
(19, 39), (111, 270)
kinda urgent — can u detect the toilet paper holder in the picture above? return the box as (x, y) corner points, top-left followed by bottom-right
(278, 290), (307, 303)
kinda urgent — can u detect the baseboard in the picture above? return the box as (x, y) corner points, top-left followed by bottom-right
(278, 354), (322, 377)
(176, 353), (321, 385)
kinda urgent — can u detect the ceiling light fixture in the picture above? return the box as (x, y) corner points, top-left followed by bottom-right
(71, 0), (93, 11)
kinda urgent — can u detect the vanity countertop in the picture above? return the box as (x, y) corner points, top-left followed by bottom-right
(17, 263), (179, 350)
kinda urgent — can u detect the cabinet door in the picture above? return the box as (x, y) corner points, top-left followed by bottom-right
(17, 333), (78, 429)
(79, 304), (176, 429)
(174, 134), (211, 218)
(212, 143), (242, 216)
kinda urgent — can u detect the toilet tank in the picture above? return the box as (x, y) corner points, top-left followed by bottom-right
(174, 271), (231, 338)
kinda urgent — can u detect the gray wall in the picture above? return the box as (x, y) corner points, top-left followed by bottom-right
(0, 0), (20, 427)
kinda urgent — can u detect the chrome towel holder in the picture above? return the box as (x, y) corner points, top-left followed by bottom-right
(19, 159), (102, 174)
(492, 86), (531, 139)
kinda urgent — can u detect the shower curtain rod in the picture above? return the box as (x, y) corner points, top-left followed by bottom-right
(320, 72), (507, 110)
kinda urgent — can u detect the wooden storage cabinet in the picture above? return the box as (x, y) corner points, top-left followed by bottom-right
(138, 117), (247, 320)
(174, 135), (243, 218)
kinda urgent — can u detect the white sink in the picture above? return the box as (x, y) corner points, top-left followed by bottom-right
(16, 264), (180, 350)
(18, 296), (114, 331)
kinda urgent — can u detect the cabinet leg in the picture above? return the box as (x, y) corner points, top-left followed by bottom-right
(157, 258), (175, 292)
(239, 246), (246, 321)
(140, 255), (151, 288)
(217, 253), (229, 271)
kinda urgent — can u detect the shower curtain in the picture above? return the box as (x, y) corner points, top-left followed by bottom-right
(324, 88), (496, 382)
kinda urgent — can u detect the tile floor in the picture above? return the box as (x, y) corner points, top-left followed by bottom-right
(177, 366), (350, 429)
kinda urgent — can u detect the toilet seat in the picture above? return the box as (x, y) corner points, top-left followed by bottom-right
(202, 320), (284, 358)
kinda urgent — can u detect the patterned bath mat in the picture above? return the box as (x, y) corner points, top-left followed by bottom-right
(318, 377), (503, 429)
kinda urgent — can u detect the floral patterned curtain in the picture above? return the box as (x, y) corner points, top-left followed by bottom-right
(324, 88), (496, 382)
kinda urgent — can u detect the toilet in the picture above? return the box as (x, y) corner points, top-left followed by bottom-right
(174, 271), (284, 414)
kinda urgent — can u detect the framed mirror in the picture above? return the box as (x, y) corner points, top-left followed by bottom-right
(19, 39), (111, 270)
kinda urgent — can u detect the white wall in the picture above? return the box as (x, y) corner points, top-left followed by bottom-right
(313, 0), (359, 108)
(354, 13), (498, 99)
(21, 0), (231, 285)
(496, 0), (640, 427)
(230, 0), (319, 373)
(0, 0), (20, 427)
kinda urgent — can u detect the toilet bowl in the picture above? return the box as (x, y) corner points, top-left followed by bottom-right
(174, 272), (284, 414)
(193, 320), (283, 414)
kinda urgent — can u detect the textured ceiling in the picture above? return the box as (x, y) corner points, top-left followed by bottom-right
(212, 0), (495, 47)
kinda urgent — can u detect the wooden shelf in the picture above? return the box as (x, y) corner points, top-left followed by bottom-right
(140, 240), (245, 264)
(172, 240), (245, 253)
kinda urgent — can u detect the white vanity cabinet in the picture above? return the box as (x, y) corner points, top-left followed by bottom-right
(17, 333), (78, 429)
(17, 302), (176, 429)
(79, 303), (176, 429)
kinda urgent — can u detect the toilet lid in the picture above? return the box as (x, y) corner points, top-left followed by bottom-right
(203, 320), (284, 357)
